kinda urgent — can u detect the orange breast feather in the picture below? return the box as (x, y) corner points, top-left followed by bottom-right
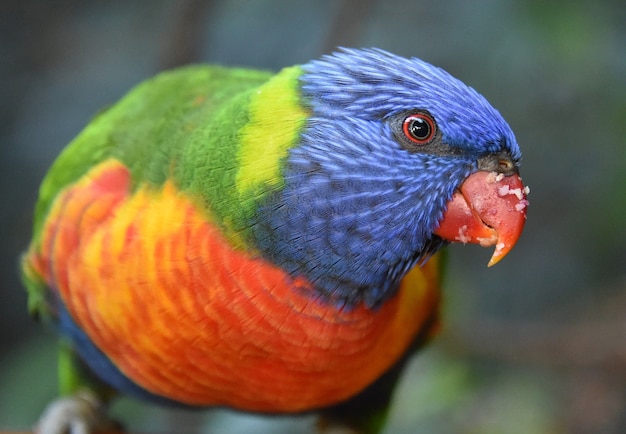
(27, 159), (441, 412)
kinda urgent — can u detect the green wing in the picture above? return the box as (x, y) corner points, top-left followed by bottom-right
(23, 64), (308, 321)
(31, 65), (273, 245)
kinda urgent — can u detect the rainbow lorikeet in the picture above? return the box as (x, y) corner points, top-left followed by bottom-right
(21, 48), (528, 433)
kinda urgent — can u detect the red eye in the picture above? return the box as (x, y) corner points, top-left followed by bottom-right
(402, 113), (436, 144)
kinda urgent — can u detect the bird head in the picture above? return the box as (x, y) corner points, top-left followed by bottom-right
(254, 48), (528, 306)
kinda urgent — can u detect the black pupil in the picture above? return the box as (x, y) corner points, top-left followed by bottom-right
(409, 117), (430, 140)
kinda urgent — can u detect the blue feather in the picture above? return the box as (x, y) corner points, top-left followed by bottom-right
(252, 48), (520, 308)
(301, 48), (520, 159)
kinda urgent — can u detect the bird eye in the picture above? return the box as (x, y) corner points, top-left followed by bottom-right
(402, 113), (436, 144)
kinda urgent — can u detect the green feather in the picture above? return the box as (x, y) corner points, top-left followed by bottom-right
(30, 64), (308, 250)
(24, 63), (308, 322)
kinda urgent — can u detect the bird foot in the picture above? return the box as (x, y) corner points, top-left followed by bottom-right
(317, 417), (362, 434)
(35, 390), (121, 434)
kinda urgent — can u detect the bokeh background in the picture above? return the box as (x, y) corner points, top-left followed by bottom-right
(1, 0), (624, 433)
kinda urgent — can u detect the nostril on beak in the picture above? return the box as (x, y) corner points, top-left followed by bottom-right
(477, 152), (518, 176)
(498, 159), (513, 172)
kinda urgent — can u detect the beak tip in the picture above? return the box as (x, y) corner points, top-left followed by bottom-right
(487, 252), (503, 267)
(487, 229), (521, 267)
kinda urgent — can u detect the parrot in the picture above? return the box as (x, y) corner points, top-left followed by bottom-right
(21, 47), (528, 434)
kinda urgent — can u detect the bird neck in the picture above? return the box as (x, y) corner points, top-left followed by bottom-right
(250, 149), (452, 308)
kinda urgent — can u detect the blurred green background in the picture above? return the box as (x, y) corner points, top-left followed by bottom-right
(1, 0), (624, 433)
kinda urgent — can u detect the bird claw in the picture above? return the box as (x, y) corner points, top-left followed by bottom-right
(35, 390), (121, 434)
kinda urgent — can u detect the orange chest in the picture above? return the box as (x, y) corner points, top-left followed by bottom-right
(28, 160), (441, 411)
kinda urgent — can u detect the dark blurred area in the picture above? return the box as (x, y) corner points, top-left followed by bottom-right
(1, 0), (624, 432)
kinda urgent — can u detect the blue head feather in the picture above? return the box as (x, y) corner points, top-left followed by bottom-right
(300, 48), (520, 159)
(253, 48), (521, 308)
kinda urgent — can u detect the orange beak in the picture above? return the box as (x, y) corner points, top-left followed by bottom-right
(434, 171), (528, 266)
